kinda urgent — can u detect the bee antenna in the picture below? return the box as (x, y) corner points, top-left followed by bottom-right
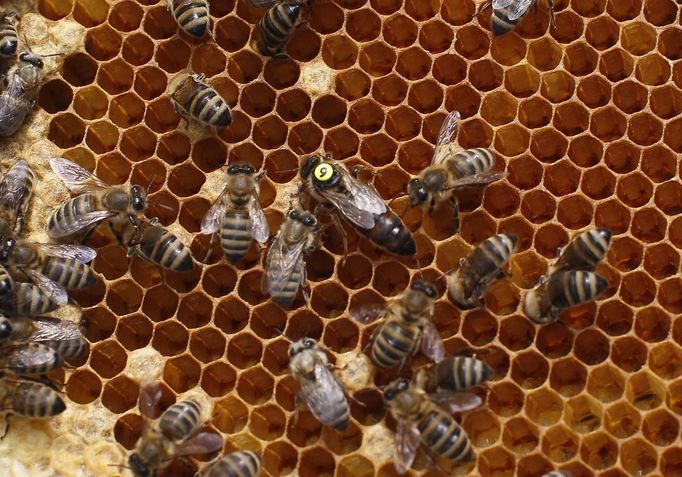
(273, 327), (292, 342)
(39, 52), (64, 58)
(21, 34), (31, 53)
(151, 201), (175, 213)
(435, 268), (452, 283)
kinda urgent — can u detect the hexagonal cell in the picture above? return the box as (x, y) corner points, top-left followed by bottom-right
(454, 25), (489, 60)
(164, 354), (201, 393)
(152, 321), (189, 356)
(511, 351), (549, 390)
(134, 66), (168, 101)
(213, 395), (248, 434)
(460, 407), (500, 448)
(501, 416), (539, 453)
(541, 425), (579, 462)
(564, 42), (599, 76)
(524, 387), (562, 426)
(579, 432), (618, 470)
(564, 395), (602, 433)
(550, 358), (587, 397)
(48, 113), (86, 149)
(585, 16), (619, 50)
(90, 340), (127, 379)
(557, 195), (592, 230)
(536, 323), (573, 359)
(39, 0), (74, 20)
(626, 371), (666, 410)
(102, 375), (139, 414)
(66, 369), (102, 404)
(469, 59), (503, 92)
(599, 48), (635, 82)
(504, 64), (540, 99)
(201, 362), (236, 397)
(116, 314), (153, 351)
(432, 53), (467, 86)
(528, 37), (562, 72)
(620, 438), (658, 476)
(643, 408), (679, 446)
(662, 448), (682, 477)
(249, 404), (286, 441)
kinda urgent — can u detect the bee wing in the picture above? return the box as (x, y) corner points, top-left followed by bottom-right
(263, 235), (306, 293)
(431, 392), (483, 414)
(492, 0), (515, 8)
(322, 188), (377, 229)
(351, 304), (386, 324)
(0, 343), (59, 370)
(49, 157), (108, 193)
(0, 160), (34, 227)
(432, 110), (461, 165)
(30, 317), (82, 342)
(26, 269), (68, 306)
(420, 321), (446, 364)
(0, 78), (33, 131)
(175, 431), (224, 456)
(395, 421), (420, 474)
(343, 173), (387, 215)
(200, 188), (227, 235)
(451, 170), (508, 189)
(299, 360), (347, 427)
(505, 0), (535, 19)
(248, 194), (270, 243)
(34, 243), (98, 263)
(246, 0), (278, 6)
(139, 383), (163, 418)
(47, 209), (115, 239)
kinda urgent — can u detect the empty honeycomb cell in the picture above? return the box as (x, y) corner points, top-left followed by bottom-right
(469, 59), (504, 92)
(618, 271), (656, 307)
(659, 27), (682, 60)
(114, 413), (143, 449)
(382, 14), (418, 48)
(66, 369), (102, 404)
(39, 0), (74, 19)
(622, 22), (657, 56)
(608, 237), (643, 272)
(191, 44), (227, 78)
(461, 310), (498, 346)
(627, 370), (666, 410)
(240, 83), (276, 118)
(575, 76), (611, 110)
(432, 56), (467, 89)
(175, 292), (212, 330)
(248, 404), (286, 442)
(644, 408), (679, 446)
(156, 37), (193, 73)
(322, 423), (363, 455)
(201, 362), (236, 397)
(110, 92), (146, 128)
(263, 150), (298, 184)
(502, 416), (539, 452)
(583, 16), (618, 51)
(143, 4), (177, 39)
(663, 448), (682, 477)
(564, 43), (599, 77)
(74, 0), (109, 26)
(39, 79), (75, 116)
(557, 195), (592, 229)
(651, 86), (682, 121)
(105, 279), (143, 315)
(544, 161), (580, 197)
(604, 401), (641, 439)
(102, 375), (139, 414)
(71, 85), (108, 120)
(336, 253), (372, 290)
(488, 382), (524, 417)
(85, 25), (121, 61)
(309, 281), (348, 318)
(395, 46), (432, 81)
(164, 354), (201, 392)
(71, 278), (107, 307)
(407, 79), (443, 113)
(664, 117), (682, 152)
(604, 140), (640, 174)
(459, 211), (497, 246)
(454, 25), (489, 60)
(491, 34), (527, 66)
(82, 306), (116, 342)
(645, 243), (680, 279)
(229, 144), (265, 173)
(98, 58), (134, 94)
(526, 38), (562, 72)
(325, 126), (361, 159)
(225, 51), (261, 84)
(511, 351), (549, 390)
(518, 97), (552, 130)
(632, 207), (667, 243)
(612, 336), (648, 373)
(636, 53), (671, 86)
(480, 91), (518, 127)
(650, 342), (682, 380)
(534, 223), (568, 259)
(579, 432), (618, 469)
(617, 172), (654, 208)
(121, 33), (154, 67)
(550, 358), (587, 397)
(213, 17), (249, 53)
(485, 280), (521, 316)
(590, 107), (627, 142)
(620, 439), (657, 476)
(90, 340), (127, 379)
(419, 19), (454, 54)
(167, 164), (206, 198)
(460, 407), (500, 448)
(109, 0), (143, 31)
(493, 124), (529, 157)
(540, 71), (575, 104)
(286, 407), (323, 445)
(523, 387), (562, 426)
(507, 156), (542, 190)
(599, 48), (634, 82)
(285, 29), (322, 62)
(541, 425), (579, 462)
(299, 447), (337, 477)
(310, 95), (347, 128)
(355, 43), (395, 78)
(318, 35), (358, 70)
(445, 87), (482, 123)
(521, 190), (556, 224)
(612, 80), (647, 114)
(117, 314), (153, 351)
(85, 121), (119, 154)
(152, 321), (189, 356)
(93, 244), (129, 279)
(565, 395), (602, 433)
(384, 106), (421, 141)
(478, 446), (515, 477)
(48, 112), (86, 148)
(249, 116), (286, 150)
(596, 300), (633, 337)
(635, 307), (671, 345)
(555, 103), (591, 137)
(134, 66), (167, 100)
(189, 328), (226, 364)
(588, 364), (625, 404)
(536, 323), (573, 358)
(659, 277), (682, 314)
(261, 339), (289, 376)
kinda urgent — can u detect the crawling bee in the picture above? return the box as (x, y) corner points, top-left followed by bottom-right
(550, 227), (612, 275)
(407, 111), (505, 231)
(0, 12), (18, 59)
(0, 265), (58, 317)
(48, 157), (147, 241)
(201, 163), (269, 264)
(288, 338), (350, 430)
(0, 315), (86, 360)
(169, 73), (231, 127)
(0, 376), (66, 437)
(167, 0), (209, 38)
(448, 233), (518, 309)
(249, 0), (313, 58)
(353, 280), (445, 369)
(128, 383), (223, 477)
(415, 355), (493, 394)
(524, 270), (607, 324)
(300, 154), (416, 256)
(263, 207), (319, 308)
(0, 159), (35, 241)
(384, 378), (481, 474)
(481, 0), (555, 36)
(0, 342), (63, 375)
(0, 52), (50, 137)
(122, 219), (195, 272)
(199, 451), (261, 477)
(0, 238), (98, 306)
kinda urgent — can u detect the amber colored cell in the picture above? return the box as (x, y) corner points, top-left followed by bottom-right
(599, 48), (635, 82)
(611, 81), (647, 115)
(201, 361), (236, 398)
(140, 285), (177, 323)
(93, 244), (128, 279)
(407, 79), (443, 113)
(536, 323), (573, 359)
(595, 300), (632, 337)
(501, 416), (539, 453)
(460, 408), (500, 448)
(288, 29), (323, 62)
(151, 321), (189, 357)
(650, 86), (682, 121)
(71, 86), (107, 121)
(117, 314), (153, 351)
(616, 172), (653, 208)
(628, 370), (667, 411)
(603, 141), (639, 175)
(621, 439), (658, 476)
(636, 53), (671, 86)
(84, 121), (118, 154)
(102, 375), (139, 414)
(48, 112), (86, 148)
(320, 35), (358, 70)
(85, 25), (121, 61)
(517, 97), (551, 130)
(564, 395), (602, 434)
(611, 336), (648, 373)
(432, 53), (467, 86)
(143, 5), (176, 39)
(579, 432), (618, 469)
(659, 27), (682, 60)
(213, 395), (248, 434)
(263, 441), (299, 477)
(564, 43), (599, 77)
(541, 425), (578, 462)
(520, 190), (555, 224)
(643, 408), (679, 446)
(550, 358), (587, 397)
(621, 22), (657, 56)
(527, 37), (561, 72)
(253, 115), (288, 150)
(385, 106), (421, 141)
(39, 79), (73, 115)
(454, 25), (489, 60)
(524, 388), (562, 426)
(555, 103), (590, 137)
(557, 195), (592, 230)
(590, 107), (627, 142)
(645, 244), (679, 280)
(491, 34), (527, 66)
(383, 14), (417, 48)
(114, 413), (143, 449)
(419, 20), (454, 54)
(544, 161), (580, 197)
(110, 92), (145, 128)
(90, 340), (127, 379)
(649, 342), (682, 380)
(618, 271), (655, 307)
(66, 369), (102, 404)
(662, 448), (682, 476)
(584, 17), (617, 51)
(469, 59), (503, 92)
(603, 401), (641, 438)
(39, 0), (74, 20)
(510, 351), (549, 390)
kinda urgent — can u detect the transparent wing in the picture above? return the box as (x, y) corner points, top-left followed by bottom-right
(451, 171), (508, 189)
(200, 188), (227, 235)
(27, 270), (68, 306)
(175, 431), (224, 456)
(47, 210), (114, 239)
(492, 0), (515, 8)
(431, 392), (483, 414)
(0, 343), (58, 371)
(263, 235), (306, 294)
(432, 110), (461, 165)
(506, 0), (535, 20)
(246, 0), (278, 7)
(342, 172), (387, 215)
(321, 188), (377, 229)
(421, 321), (446, 363)
(35, 243), (98, 263)
(298, 360), (347, 428)
(351, 304), (386, 324)
(139, 383), (163, 418)
(248, 194), (269, 243)
(0, 160), (34, 229)
(49, 157), (108, 194)
(0, 78), (32, 134)
(395, 421), (420, 474)
(30, 317), (82, 342)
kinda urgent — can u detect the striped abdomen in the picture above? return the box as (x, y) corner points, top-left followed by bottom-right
(417, 405), (473, 463)
(48, 194), (100, 238)
(4, 282), (58, 316)
(170, 0), (209, 38)
(0, 94), (30, 137)
(0, 379), (65, 418)
(357, 211), (416, 256)
(182, 82), (231, 126)
(43, 336), (87, 361)
(549, 271), (607, 309)
(0, 13), (17, 58)
(270, 258), (304, 307)
(220, 210), (252, 264)
(491, 0), (535, 36)
(203, 451), (261, 477)
(467, 233), (517, 290)
(159, 399), (202, 441)
(425, 356), (493, 393)
(6, 160), (35, 236)
(138, 229), (194, 271)
(0, 342), (63, 375)
(41, 257), (98, 289)
(372, 318), (418, 368)
(446, 148), (496, 182)
(256, 2), (304, 56)
(555, 228), (611, 272)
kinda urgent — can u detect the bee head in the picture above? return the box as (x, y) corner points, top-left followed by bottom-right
(300, 155), (321, 180)
(227, 163), (256, 176)
(288, 337), (316, 357)
(301, 212), (317, 228)
(128, 454), (150, 477)
(407, 178), (429, 207)
(383, 378), (410, 401)
(0, 316), (11, 340)
(130, 185), (148, 214)
(0, 237), (15, 262)
(410, 280), (437, 299)
(18, 52), (43, 69)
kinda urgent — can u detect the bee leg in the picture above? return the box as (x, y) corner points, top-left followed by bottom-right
(202, 233), (217, 263)
(477, 0), (492, 14)
(449, 196), (460, 233)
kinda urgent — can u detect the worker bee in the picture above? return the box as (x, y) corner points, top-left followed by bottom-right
(169, 73), (231, 127)
(448, 233), (518, 309)
(128, 383), (223, 477)
(0, 342), (63, 375)
(249, 0), (313, 58)
(201, 163), (269, 264)
(199, 451), (262, 477)
(0, 159), (35, 240)
(48, 157), (147, 241)
(300, 154), (416, 256)
(263, 207), (319, 308)
(288, 338), (350, 430)
(352, 280), (445, 369)
(120, 219), (195, 272)
(0, 282), (59, 317)
(0, 12), (18, 59)
(0, 51), (51, 137)
(384, 378), (481, 474)
(415, 355), (493, 394)
(0, 316), (86, 360)
(550, 227), (612, 275)
(481, 0), (555, 36)
(407, 111), (505, 231)
(0, 239), (98, 306)
(0, 377), (66, 437)
(524, 270), (608, 324)
(167, 0), (210, 38)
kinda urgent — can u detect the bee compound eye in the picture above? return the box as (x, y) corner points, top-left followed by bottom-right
(313, 163), (334, 182)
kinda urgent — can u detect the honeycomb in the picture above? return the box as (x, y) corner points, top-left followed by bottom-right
(2, 0), (681, 475)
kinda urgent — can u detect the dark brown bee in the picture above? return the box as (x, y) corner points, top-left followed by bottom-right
(551, 227), (612, 274)
(48, 157), (147, 241)
(414, 356), (493, 394)
(0, 159), (35, 240)
(0, 315), (87, 360)
(169, 73), (231, 127)
(300, 153), (416, 256)
(201, 163), (268, 264)
(482, 0), (555, 36)
(0, 377), (66, 437)
(167, 0), (209, 38)
(524, 270), (608, 324)
(124, 219), (195, 272)
(384, 378), (481, 474)
(0, 342), (63, 375)
(200, 451), (261, 477)
(448, 233), (518, 309)
(128, 383), (223, 477)
(0, 12), (18, 58)
(407, 111), (505, 231)
(0, 52), (46, 137)
(249, 0), (313, 57)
